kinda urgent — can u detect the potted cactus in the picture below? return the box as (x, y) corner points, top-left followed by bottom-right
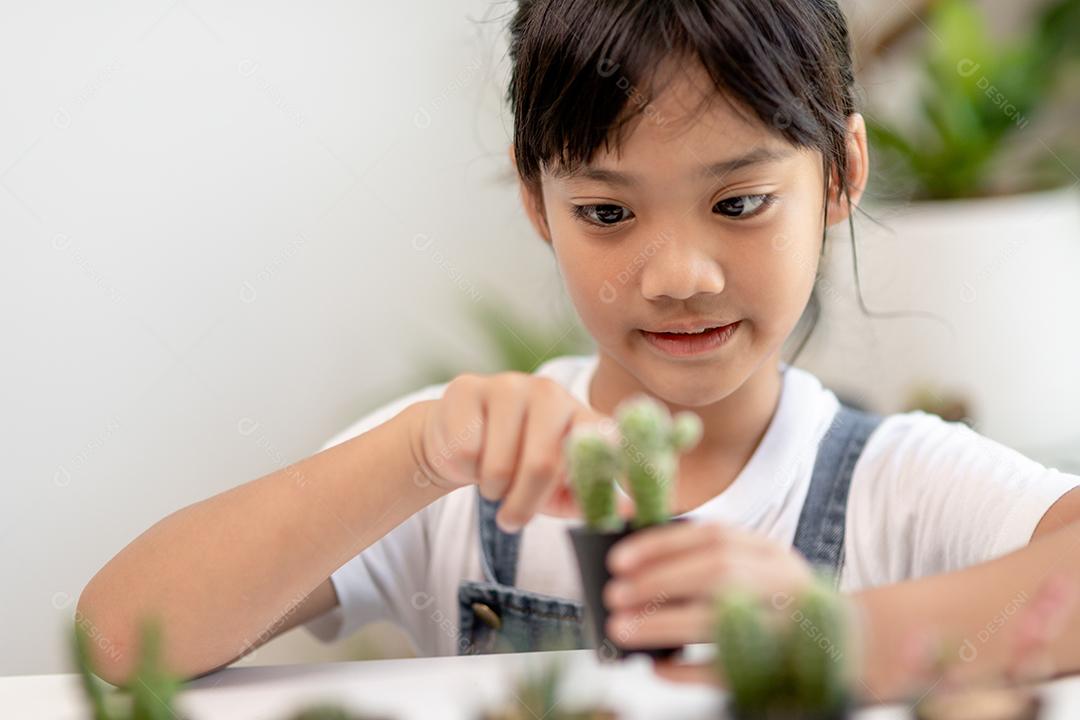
(71, 618), (390, 720)
(478, 659), (617, 720)
(565, 394), (702, 661)
(712, 574), (854, 720)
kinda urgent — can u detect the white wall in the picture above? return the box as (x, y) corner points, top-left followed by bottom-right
(0, 0), (575, 676)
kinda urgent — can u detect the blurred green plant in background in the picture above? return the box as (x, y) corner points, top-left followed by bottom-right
(866, 0), (1080, 200)
(414, 291), (594, 385)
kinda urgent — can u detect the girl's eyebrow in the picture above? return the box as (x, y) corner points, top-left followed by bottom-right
(555, 146), (794, 187)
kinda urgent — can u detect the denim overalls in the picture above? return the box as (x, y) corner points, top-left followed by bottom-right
(456, 403), (885, 655)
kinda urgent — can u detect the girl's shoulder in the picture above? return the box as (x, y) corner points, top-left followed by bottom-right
(844, 406), (1080, 583)
(850, 403), (1078, 512)
(856, 407), (1051, 480)
(791, 363), (1040, 478)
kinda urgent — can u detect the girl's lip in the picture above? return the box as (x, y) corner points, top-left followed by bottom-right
(639, 321), (741, 358)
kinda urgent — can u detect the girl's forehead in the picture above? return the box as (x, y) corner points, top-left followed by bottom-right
(633, 59), (776, 142)
(561, 61), (795, 178)
(620, 98), (777, 161)
(550, 108), (799, 187)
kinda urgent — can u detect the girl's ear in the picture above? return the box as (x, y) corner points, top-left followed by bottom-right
(824, 112), (869, 228)
(509, 144), (553, 245)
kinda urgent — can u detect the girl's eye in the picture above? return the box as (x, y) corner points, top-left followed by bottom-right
(713, 194), (776, 219)
(572, 204), (634, 226)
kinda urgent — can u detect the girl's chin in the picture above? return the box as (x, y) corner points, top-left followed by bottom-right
(619, 335), (753, 404)
(630, 358), (739, 408)
(650, 380), (733, 409)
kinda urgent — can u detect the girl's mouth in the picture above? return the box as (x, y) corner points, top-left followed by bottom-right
(639, 321), (741, 358)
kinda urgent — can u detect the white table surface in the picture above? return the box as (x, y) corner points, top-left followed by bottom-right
(5, 648), (1080, 720)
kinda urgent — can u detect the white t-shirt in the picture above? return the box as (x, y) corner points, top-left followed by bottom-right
(303, 354), (1079, 656)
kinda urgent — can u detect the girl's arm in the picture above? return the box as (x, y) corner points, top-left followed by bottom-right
(80, 370), (604, 686)
(77, 400), (447, 686)
(855, 487), (1080, 701)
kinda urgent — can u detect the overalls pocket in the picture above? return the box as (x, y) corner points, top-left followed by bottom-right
(456, 582), (587, 655)
(458, 492), (590, 654)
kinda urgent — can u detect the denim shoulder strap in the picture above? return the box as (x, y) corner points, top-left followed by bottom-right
(791, 403), (885, 582)
(477, 492), (521, 586)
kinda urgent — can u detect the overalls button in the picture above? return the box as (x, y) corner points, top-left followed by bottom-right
(471, 602), (502, 630)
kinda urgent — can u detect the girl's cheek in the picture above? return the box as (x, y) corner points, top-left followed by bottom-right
(742, 196), (820, 289)
(550, 235), (622, 325)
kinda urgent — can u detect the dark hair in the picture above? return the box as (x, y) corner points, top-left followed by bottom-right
(507, 0), (856, 190)
(503, 0), (866, 367)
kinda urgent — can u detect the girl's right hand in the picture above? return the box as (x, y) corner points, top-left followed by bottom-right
(412, 371), (612, 532)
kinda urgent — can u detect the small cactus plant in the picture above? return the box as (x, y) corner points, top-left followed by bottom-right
(565, 396), (702, 659)
(479, 659), (616, 719)
(72, 617), (183, 720)
(564, 396), (702, 529)
(71, 617), (391, 720)
(713, 573), (853, 719)
(615, 395), (702, 528)
(564, 424), (622, 531)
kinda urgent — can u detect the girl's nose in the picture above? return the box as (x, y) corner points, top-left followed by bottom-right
(638, 233), (726, 301)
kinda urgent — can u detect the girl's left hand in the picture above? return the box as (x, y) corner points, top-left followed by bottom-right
(602, 520), (816, 683)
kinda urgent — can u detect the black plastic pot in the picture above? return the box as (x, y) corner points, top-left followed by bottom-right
(568, 519), (684, 661)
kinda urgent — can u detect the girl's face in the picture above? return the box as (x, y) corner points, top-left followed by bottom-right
(519, 64), (867, 409)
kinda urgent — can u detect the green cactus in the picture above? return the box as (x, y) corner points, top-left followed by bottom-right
(714, 590), (783, 711)
(73, 621), (113, 720)
(713, 574), (852, 718)
(71, 616), (394, 720)
(480, 659), (617, 720)
(565, 396), (703, 529)
(71, 616), (182, 720)
(789, 577), (850, 713)
(615, 395), (702, 528)
(565, 424), (622, 531)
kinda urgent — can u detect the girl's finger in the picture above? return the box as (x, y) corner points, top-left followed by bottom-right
(606, 549), (725, 609)
(606, 600), (713, 648)
(541, 470), (636, 520)
(540, 413), (622, 520)
(1008, 572), (1079, 683)
(608, 521), (773, 574)
(497, 385), (577, 531)
(434, 375), (487, 486)
(608, 522), (726, 573)
(608, 551), (809, 610)
(476, 381), (527, 501)
(538, 466), (582, 519)
(889, 627), (942, 702)
(615, 492), (637, 519)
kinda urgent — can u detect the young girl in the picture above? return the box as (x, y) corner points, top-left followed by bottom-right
(79, 0), (1080, 703)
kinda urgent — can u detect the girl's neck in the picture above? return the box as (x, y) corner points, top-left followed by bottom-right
(587, 350), (785, 507)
